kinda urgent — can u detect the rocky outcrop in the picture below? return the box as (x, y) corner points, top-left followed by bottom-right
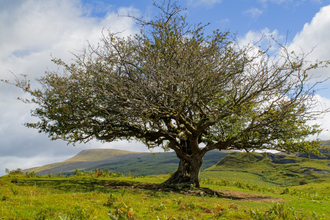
(262, 153), (296, 164)
(296, 149), (330, 160)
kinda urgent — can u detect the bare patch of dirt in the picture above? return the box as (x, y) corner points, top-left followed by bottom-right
(214, 190), (281, 202)
(98, 182), (281, 203)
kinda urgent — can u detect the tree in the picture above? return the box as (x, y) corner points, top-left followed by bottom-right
(5, 1), (329, 187)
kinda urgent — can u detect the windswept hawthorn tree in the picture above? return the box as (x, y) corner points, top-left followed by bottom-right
(7, 1), (329, 187)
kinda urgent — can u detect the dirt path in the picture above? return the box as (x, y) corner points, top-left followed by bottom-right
(214, 190), (281, 202)
(99, 182), (281, 203)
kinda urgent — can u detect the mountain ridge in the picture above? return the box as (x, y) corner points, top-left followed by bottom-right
(24, 149), (149, 175)
(24, 140), (330, 176)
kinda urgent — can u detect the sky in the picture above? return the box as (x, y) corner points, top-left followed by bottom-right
(1, 0), (330, 176)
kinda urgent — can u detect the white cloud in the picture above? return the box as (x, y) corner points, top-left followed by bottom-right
(238, 26), (330, 142)
(218, 18), (230, 24)
(238, 28), (282, 55)
(258, 0), (325, 8)
(288, 5), (330, 82)
(239, 3), (330, 84)
(238, 5), (330, 89)
(308, 95), (330, 140)
(0, 0), (144, 176)
(187, 0), (222, 7)
(244, 8), (263, 20)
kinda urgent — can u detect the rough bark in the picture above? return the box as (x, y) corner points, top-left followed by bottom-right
(162, 153), (203, 188)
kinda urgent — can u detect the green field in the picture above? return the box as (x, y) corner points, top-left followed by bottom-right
(2, 151), (330, 219)
(1, 173), (330, 219)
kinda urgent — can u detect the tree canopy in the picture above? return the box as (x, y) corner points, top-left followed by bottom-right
(6, 0), (329, 187)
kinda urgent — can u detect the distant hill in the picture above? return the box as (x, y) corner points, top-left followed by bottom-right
(209, 152), (271, 170)
(24, 140), (330, 177)
(296, 140), (330, 159)
(24, 149), (149, 175)
(204, 149), (330, 186)
(320, 140), (330, 148)
(64, 150), (231, 176)
(24, 148), (231, 176)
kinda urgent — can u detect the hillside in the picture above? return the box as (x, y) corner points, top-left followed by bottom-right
(24, 149), (148, 175)
(65, 150), (231, 176)
(203, 151), (330, 186)
(24, 140), (330, 177)
(24, 149), (231, 176)
(320, 140), (330, 148)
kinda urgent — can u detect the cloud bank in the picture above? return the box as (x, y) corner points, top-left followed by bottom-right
(0, 0), (143, 176)
(288, 4), (330, 82)
(238, 4), (330, 142)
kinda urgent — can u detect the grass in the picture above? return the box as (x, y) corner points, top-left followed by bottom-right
(201, 170), (280, 188)
(206, 152), (330, 187)
(1, 170), (330, 219)
(2, 151), (330, 219)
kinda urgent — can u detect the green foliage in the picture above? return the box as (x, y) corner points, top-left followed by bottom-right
(108, 205), (135, 220)
(64, 205), (97, 219)
(5, 168), (23, 175)
(104, 193), (118, 207)
(119, 188), (128, 197)
(35, 208), (54, 220)
(250, 203), (297, 220)
(282, 188), (330, 201)
(9, 186), (19, 195)
(25, 170), (36, 178)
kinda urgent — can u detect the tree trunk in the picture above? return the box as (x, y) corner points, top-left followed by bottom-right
(162, 154), (203, 188)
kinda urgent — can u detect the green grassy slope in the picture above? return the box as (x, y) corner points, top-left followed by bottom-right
(24, 149), (149, 175)
(24, 149), (230, 177)
(3, 141), (330, 219)
(65, 149), (144, 162)
(66, 150), (230, 176)
(23, 140), (330, 178)
(203, 152), (330, 187)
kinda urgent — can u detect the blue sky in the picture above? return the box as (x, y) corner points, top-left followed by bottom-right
(1, 0), (330, 176)
(80, 0), (328, 42)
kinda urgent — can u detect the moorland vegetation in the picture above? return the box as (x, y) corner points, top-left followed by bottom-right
(2, 149), (330, 219)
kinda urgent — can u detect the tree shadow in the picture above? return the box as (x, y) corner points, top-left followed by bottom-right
(13, 178), (281, 202)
